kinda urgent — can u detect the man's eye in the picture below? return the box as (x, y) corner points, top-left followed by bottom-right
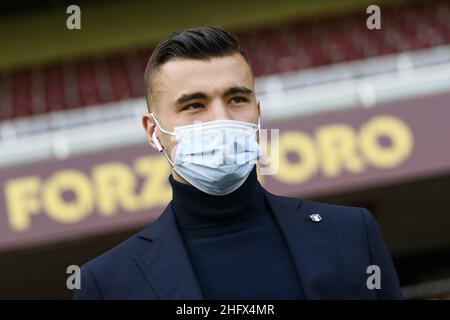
(182, 103), (204, 111)
(230, 96), (248, 103)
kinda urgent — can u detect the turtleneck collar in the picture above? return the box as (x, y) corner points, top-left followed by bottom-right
(169, 166), (265, 229)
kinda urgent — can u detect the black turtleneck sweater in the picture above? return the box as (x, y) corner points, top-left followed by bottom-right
(169, 166), (305, 299)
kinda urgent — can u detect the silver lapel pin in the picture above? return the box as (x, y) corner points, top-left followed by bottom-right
(309, 213), (322, 222)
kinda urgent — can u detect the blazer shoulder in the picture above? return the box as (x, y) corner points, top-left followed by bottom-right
(301, 199), (367, 218)
(308, 200), (378, 239)
(80, 223), (156, 278)
(74, 223), (159, 299)
(83, 202), (174, 270)
(264, 189), (368, 225)
(267, 188), (365, 218)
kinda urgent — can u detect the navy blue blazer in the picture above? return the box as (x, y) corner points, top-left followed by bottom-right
(74, 188), (403, 299)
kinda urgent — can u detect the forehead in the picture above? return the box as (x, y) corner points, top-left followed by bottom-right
(153, 54), (254, 103)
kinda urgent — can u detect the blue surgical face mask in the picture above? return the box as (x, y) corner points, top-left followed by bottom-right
(151, 114), (262, 196)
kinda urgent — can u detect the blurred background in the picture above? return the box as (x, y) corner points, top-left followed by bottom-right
(0, 0), (449, 299)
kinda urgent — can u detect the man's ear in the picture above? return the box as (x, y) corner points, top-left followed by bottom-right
(142, 112), (158, 149)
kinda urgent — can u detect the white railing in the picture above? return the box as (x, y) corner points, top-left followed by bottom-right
(1, 45), (449, 169)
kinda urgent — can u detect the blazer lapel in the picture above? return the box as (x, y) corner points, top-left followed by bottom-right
(134, 203), (203, 299)
(264, 190), (341, 299)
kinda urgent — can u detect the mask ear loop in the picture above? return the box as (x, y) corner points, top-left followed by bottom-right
(255, 117), (261, 141)
(150, 113), (176, 167)
(150, 113), (176, 136)
(162, 147), (176, 167)
(255, 117), (264, 165)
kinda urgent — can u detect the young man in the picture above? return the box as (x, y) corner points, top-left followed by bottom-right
(74, 27), (403, 300)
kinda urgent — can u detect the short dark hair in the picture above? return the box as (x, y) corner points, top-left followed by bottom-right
(144, 26), (253, 111)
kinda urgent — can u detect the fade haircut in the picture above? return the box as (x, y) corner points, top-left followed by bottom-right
(143, 26), (253, 111)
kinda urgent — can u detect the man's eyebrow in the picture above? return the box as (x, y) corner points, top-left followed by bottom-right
(175, 92), (208, 105)
(174, 86), (253, 105)
(223, 86), (253, 96)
